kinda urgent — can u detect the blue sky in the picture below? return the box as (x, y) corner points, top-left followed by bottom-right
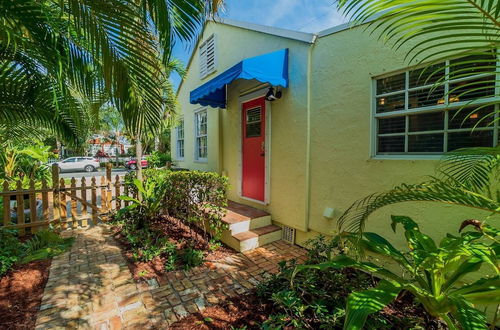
(170, 0), (346, 88)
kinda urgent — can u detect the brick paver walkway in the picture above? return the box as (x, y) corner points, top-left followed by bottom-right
(35, 226), (307, 329)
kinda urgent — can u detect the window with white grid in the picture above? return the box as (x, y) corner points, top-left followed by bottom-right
(199, 34), (216, 79)
(176, 120), (184, 160)
(374, 52), (499, 156)
(195, 110), (208, 161)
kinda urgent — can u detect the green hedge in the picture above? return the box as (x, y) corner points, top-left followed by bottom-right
(124, 169), (229, 240)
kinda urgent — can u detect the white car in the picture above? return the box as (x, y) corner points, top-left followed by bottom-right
(55, 157), (100, 172)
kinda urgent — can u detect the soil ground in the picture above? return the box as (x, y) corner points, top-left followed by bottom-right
(0, 259), (51, 330)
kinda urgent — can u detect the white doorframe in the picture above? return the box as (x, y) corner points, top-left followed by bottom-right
(238, 88), (271, 205)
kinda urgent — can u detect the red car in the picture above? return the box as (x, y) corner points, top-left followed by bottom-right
(125, 157), (148, 170)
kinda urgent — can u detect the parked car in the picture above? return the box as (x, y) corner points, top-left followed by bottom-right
(54, 157), (100, 172)
(125, 157), (148, 170)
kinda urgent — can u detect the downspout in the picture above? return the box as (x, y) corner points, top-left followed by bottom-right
(304, 34), (318, 232)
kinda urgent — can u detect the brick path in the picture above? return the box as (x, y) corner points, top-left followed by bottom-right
(35, 226), (307, 329)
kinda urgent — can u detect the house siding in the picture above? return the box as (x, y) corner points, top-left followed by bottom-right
(173, 20), (493, 250)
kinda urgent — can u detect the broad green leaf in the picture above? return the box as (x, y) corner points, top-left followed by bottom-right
(450, 297), (488, 330)
(452, 276), (500, 304)
(292, 255), (405, 284)
(391, 215), (419, 232)
(118, 196), (140, 203)
(343, 280), (401, 330)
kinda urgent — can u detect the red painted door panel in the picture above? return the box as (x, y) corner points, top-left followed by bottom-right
(242, 97), (266, 202)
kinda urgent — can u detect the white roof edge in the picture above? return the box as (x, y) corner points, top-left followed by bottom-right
(317, 13), (383, 37)
(214, 18), (317, 44)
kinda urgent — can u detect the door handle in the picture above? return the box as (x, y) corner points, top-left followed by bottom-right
(261, 142), (265, 156)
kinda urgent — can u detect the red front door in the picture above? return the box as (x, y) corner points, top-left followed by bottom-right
(242, 97), (266, 202)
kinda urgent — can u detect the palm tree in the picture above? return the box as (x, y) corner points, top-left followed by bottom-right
(335, 0), (500, 232)
(1, 0), (222, 150)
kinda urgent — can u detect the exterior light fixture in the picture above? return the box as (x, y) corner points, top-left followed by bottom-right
(265, 87), (282, 101)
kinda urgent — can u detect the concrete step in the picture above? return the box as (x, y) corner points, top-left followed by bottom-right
(222, 224), (282, 252)
(222, 201), (271, 235)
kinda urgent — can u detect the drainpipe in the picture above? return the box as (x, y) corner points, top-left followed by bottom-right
(304, 35), (318, 232)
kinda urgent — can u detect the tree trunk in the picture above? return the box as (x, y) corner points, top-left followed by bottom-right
(154, 136), (160, 152)
(135, 136), (143, 200)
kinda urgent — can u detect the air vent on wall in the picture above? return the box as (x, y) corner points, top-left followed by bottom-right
(282, 226), (296, 244)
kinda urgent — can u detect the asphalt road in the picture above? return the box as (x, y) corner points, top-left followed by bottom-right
(59, 168), (129, 179)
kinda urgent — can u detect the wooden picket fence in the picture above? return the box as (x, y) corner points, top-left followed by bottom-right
(1, 164), (131, 235)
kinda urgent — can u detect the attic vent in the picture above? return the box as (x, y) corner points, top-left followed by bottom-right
(282, 226), (296, 244)
(200, 34), (216, 79)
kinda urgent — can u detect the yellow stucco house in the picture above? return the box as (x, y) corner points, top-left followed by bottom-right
(171, 18), (497, 251)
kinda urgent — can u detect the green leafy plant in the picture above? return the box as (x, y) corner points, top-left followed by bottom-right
(146, 151), (172, 168)
(294, 216), (500, 330)
(125, 169), (229, 244)
(119, 178), (167, 221)
(22, 229), (74, 263)
(180, 247), (204, 269)
(0, 228), (23, 276)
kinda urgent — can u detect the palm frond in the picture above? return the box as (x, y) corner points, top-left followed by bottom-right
(338, 178), (500, 233)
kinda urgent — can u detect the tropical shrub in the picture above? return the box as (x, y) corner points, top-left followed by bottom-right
(119, 179), (168, 222)
(22, 229), (74, 263)
(180, 247), (204, 269)
(0, 228), (23, 276)
(294, 216), (500, 330)
(162, 170), (229, 241)
(0, 228), (73, 276)
(124, 169), (229, 241)
(146, 151), (172, 168)
(257, 235), (431, 329)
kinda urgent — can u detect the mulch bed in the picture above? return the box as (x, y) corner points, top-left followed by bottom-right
(170, 293), (270, 329)
(112, 215), (237, 281)
(0, 259), (51, 330)
(171, 289), (444, 330)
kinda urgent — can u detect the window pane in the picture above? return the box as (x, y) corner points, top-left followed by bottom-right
(448, 106), (495, 129)
(378, 136), (405, 153)
(408, 134), (443, 152)
(377, 73), (405, 94)
(378, 117), (405, 134)
(449, 52), (496, 79)
(409, 63), (445, 88)
(197, 136), (207, 158)
(409, 112), (444, 132)
(376, 93), (405, 113)
(449, 76), (496, 103)
(408, 86), (445, 108)
(447, 130), (493, 151)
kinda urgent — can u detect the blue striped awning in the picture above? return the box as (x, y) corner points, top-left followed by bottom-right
(190, 49), (289, 108)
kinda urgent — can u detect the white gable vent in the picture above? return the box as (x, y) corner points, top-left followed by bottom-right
(199, 34), (216, 79)
(282, 226), (296, 244)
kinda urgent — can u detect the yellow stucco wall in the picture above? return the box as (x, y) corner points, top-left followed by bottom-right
(174, 22), (312, 231)
(302, 26), (493, 249)
(173, 21), (495, 251)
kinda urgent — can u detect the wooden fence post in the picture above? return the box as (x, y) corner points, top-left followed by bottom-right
(106, 163), (112, 213)
(2, 181), (10, 227)
(70, 177), (77, 226)
(16, 180), (24, 235)
(81, 177), (88, 227)
(91, 177), (97, 225)
(115, 175), (121, 211)
(51, 164), (60, 227)
(41, 179), (49, 221)
(29, 180), (37, 232)
(100, 176), (107, 213)
(59, 178), (67, 229)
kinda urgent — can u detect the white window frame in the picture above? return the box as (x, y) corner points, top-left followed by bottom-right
(175, 119), (184, 160)
(194, 109), (208, 162)
(372, 56), (500, 159)
(199, 34), (216, 79)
